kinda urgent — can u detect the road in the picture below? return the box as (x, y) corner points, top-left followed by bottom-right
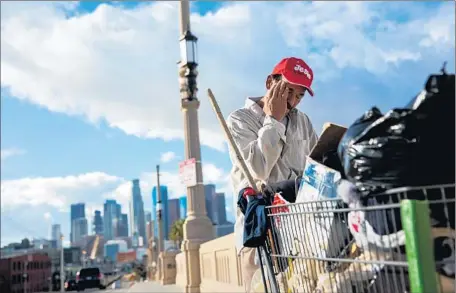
(39, 280), (182, 293)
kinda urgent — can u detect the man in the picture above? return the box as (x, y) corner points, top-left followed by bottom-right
(226, 57), (318, 293)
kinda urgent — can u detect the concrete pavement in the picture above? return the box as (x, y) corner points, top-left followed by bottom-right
(127, 281), (183, 292)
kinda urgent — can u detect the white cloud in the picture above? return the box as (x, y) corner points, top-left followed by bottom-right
(203, 163), (228, 184)
(43, 212), (53, 221)
(1, 1), (453, 153)
(1, 148), (26, 160)
(160, 151), (177, 163)
(1, 172), (122, 209)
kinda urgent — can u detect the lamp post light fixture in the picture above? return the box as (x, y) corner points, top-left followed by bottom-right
(178, 31), (198, 102)
(179, 30), (198, 65)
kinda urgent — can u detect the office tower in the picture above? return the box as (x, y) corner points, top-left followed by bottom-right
(152, 185), (169, 240)
(118, 213), (129, 237)
(146, 220), (155, 247)
(51, 224), (61, 248)
(71, 203), (85, 219)
(168, 198), (180, 232)
(204, 184), (217, 224)
(179, 196), (187, 219)
(214, 192), (228, 225)
(72, 218), (88, 244)
(214, 222), (234, 238)
(104, 199), (120, 240)
(131, 179), (146, 242)
(104, 240), (128, 262)
(145, 211), (152, 224)
(129, 200), (134, 237)
(70, 203), (85, 243)
(93, 210), (103, 235)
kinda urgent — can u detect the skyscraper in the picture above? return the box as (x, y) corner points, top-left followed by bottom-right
(168, 198), (180, 233)
(214, 193), (228, 225)
(204, 184), (217, 224)
(72, 218), (88, 244)
(118, 213), (129, 237)
(93, 210), (103, 235)
(70, 203), (85, 243)
(104, 199), (120, 241)
(179, 196), (187, 219)
(131, 179), (146, 242)
(152, 185), (169, 240)
(145, 211), (152, 224)
(71, 203), (85, 219)
(51, 224), (61, 248)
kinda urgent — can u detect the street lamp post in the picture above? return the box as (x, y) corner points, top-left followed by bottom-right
(60, 235), (64, 293)
(178, 1), (214, 292)
(81, 250), (87, 268)
(156, 165), (164, 254)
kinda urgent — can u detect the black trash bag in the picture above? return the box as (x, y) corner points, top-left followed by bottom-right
(322, 149), (346, 178)
(338, 68), (455, 194)
(261, 177), (301, 203)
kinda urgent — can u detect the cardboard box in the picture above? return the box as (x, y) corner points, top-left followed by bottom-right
(296, 123), (347, 202)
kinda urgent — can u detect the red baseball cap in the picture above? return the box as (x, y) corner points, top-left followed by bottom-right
(271, 57), (314, 96)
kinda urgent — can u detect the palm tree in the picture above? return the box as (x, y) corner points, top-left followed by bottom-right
(169, 219), (185, 249)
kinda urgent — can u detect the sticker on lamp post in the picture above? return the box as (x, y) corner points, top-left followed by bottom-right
(156, 203), (163, 221)
(179, 158), (197, 187)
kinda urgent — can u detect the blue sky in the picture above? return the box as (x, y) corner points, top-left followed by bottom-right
(1, 1), (454, 245)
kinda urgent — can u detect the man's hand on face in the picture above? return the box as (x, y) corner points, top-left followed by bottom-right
(263, 81), (290, 121)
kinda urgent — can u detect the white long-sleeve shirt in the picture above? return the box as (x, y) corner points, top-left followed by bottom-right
(227, 97), (318, 254)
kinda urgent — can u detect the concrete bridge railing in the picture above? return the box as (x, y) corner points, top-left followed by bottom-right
(199, 233), (244, 293)
(175, 251), (187, 288)
(174, 233), (244, 292)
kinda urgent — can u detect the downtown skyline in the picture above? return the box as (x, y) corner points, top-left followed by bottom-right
(1, 179), (233, 247)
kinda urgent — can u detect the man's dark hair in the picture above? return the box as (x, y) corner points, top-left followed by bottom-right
(271, 74), (282, 81)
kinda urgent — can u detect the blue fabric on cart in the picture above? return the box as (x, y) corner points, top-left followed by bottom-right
(243, 195), (270, 248)
(237, 188), (249, 215)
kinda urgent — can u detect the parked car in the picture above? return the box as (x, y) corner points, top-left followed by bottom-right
(64, 278), (77, 291)
(76, 267), (106, 291)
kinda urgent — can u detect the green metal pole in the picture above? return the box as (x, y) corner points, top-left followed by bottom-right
(400, 199), (440, 293)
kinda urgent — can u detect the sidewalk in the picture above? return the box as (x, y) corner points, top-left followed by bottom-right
(128, 281), (184, 292)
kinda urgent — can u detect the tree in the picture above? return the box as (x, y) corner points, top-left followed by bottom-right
(169, 219), (185, 249)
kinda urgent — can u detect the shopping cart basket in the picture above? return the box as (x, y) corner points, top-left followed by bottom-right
(254, 184), (455, 293)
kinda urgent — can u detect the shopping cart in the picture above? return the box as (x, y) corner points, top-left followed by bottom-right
(254, 184), (455, 293)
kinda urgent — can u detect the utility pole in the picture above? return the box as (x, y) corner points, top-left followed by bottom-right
(155, 164), (164, 280)
(156, 165), (164, 254)
(178, 1), (214, 292)
(60, 235), (64, 292)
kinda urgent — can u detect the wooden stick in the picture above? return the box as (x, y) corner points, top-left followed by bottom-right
(207, 88), (259, 193)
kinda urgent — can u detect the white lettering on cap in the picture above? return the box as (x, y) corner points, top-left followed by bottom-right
(294, 64), (312, 80)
